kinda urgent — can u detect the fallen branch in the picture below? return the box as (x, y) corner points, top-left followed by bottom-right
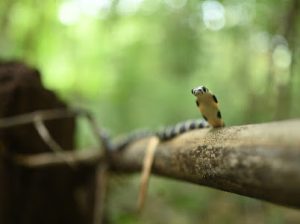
(109, 119), (300, 208)
(13, 148), (102, 168)
(0, 109), (77, 128)
(0, 108), (110, 152)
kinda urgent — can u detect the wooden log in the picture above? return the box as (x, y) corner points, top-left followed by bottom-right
(109, 119), (300, 208)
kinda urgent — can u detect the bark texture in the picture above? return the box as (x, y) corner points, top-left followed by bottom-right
(110, 119), (300, 208)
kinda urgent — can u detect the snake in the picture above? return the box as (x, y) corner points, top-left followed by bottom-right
(111, 85), (224, 151)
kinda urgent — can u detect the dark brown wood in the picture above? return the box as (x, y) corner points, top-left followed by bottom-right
(0, 62), (89, 224)
(0, 61), (75, 154)
(110, 119), (300, 208)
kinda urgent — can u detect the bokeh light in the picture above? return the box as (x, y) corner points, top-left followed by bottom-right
(201, 0), (225, 31)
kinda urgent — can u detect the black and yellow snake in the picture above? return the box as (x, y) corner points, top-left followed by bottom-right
(112, 85), (224, 151)
(109, 85), (225, 209)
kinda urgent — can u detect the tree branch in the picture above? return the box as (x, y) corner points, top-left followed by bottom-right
(109, 119), (300, 208)
(13, 148), (102, 168)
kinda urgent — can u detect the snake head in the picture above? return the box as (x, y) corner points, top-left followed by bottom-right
(191, 86), (209, 96)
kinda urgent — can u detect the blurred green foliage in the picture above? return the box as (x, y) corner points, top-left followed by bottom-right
(1, 0), (300, 223)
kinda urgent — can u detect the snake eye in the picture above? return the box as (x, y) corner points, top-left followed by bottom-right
(202, 87), (208, 92)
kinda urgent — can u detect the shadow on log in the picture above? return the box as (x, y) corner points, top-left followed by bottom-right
(110, 119), (300, 208)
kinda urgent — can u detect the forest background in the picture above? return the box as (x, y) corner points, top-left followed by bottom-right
(1, 0), (300, 223)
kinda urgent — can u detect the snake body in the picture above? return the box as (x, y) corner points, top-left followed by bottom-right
(111, 85), (223, 151)
(192, 85), (224, 128)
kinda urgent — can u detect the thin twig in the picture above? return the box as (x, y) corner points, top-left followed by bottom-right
(82, 111), (111, 152)
(33, 115), (64, 153)
(33, 115), (76, 168)
(137, 136), (159, 211)
(0, 108), (107, 169)
(0, 108), (77, 128)
(13, 148), (102, 168)
(0, 108), (111, 151)
(93, 163), (108, 224)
